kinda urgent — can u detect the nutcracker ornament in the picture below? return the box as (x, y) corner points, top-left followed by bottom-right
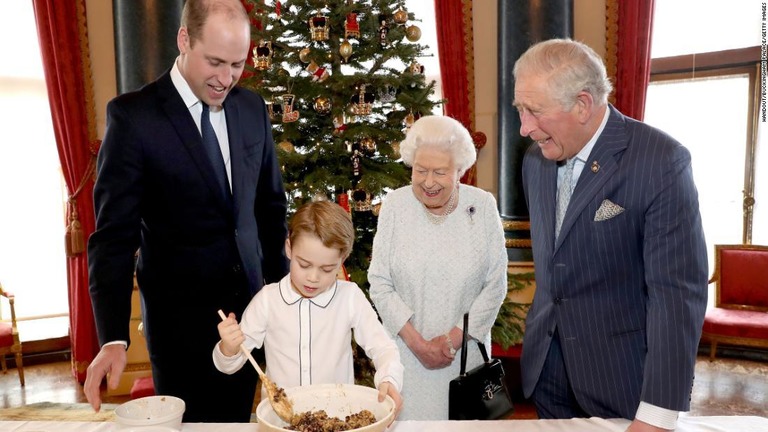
(379, 19), (390, 47)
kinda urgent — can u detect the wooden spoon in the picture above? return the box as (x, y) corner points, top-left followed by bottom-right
(217, 309), (295, 423)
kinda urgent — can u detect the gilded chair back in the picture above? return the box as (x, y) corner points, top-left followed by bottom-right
(0, 281), (24, 386)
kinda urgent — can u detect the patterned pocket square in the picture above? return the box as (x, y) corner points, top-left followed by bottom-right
(594, 199), (625, 221)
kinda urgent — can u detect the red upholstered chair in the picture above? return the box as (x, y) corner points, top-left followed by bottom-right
(701, 244), (768, 360)
(0, 281), (24, 386)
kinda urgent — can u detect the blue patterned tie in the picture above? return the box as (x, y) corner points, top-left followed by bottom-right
(555, 158), (576, 239)
(200, 103), (230, 198)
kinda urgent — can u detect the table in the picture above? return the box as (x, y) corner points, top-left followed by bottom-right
(1, 416), (767, 432)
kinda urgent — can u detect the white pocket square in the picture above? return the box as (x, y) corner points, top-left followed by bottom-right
(594, 199), (625, 221)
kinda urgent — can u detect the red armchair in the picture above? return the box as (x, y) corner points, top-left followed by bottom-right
(701, 244), (768, 360)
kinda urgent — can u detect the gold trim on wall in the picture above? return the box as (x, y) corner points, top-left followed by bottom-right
(502, 220), (531, 231)
(604, 0), (619, 105)
(506, 239), (532, 249)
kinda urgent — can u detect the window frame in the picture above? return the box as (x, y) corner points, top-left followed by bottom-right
(649, 46), (762, 243)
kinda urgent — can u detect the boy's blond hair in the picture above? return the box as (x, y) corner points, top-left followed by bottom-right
(288, 201), (354, 259)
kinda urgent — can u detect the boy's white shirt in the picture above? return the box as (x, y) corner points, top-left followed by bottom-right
(213, 275), (404, 394)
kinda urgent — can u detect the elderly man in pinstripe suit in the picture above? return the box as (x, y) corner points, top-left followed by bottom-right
(513, 39), (708, 432)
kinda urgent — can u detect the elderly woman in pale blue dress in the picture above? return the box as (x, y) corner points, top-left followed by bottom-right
(368, 115), (508, 420)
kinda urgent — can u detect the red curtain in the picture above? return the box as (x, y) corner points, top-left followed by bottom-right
(433, 0), (485, 185)
(606, 0), (655, 121)
(33, 0), (100, 383)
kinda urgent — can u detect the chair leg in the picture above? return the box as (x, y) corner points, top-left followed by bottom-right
(709, 341), (717, 361)
(15, 352), (24, 387)
(0, 355), (6, 374)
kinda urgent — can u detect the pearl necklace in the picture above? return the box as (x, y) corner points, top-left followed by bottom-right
(423, 187), (458, 225)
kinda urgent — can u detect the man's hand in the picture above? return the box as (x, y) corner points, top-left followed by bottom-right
(84, 344), (127, 412)
(626, 419), (673, 432)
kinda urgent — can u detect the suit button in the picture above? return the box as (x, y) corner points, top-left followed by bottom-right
(554, 297), (562, 305)
(233, 264), (242, 273)
(548, 330), (554, 337)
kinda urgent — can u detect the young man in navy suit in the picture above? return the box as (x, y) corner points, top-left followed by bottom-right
(514, 39), (708, 432)
(85, 0), (289, 422)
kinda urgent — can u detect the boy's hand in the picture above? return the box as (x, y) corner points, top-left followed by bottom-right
(377, 381), (403, 426)
(217, 312), (244, 357)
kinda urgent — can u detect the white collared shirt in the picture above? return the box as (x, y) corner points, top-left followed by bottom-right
(212, 275), (404, 395)
(558, 105), (610, 190)
(170, 60), (232, 187)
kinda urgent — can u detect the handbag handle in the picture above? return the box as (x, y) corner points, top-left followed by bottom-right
(459, 312), (491, 376)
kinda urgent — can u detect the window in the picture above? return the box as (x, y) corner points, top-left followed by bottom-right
(644, 1), (765, 308)
(0, 2), (69, 338)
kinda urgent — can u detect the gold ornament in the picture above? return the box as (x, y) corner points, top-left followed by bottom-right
(393, 7), (408, 25)
(313, 96), (332, 114)
(339, 39), (353, 62)
(253, 40), (273, 70)
(405, 25), (421, 42)
(352, 189), (373, 212)
(360, 137), (376, 153)
(404, 111), (416, 128)
(391, 141), (401, 158)
(278, 140), (295, 153)
(266, 98), (283, 122)
(308, 13), (329, 41)
(349, 85), (375, 116)
(299, 47), (311, 63)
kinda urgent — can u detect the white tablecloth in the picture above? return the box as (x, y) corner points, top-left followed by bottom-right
(0, 416), (767, 432)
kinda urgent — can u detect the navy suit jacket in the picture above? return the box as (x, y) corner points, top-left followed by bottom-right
(87, 70), (289, 421)
(520, 105), (708, 418)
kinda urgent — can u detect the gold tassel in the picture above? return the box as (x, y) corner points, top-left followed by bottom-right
(65, 201), (85, 257)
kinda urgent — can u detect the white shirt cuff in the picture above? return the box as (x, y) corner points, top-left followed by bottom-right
(104, 340), (128, 349)
(636, 401), (678, 430)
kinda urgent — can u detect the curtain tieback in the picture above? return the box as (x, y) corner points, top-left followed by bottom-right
(65, 142), (99, 257)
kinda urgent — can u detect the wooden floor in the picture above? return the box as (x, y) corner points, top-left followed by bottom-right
(1, 349), (767, 420)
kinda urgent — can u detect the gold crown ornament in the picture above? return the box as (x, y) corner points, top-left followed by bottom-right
(308, 13), (329, 41)
(253, 40), (273, 70)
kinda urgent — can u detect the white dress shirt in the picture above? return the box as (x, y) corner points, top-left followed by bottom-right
(212, 275), (404, 397)
(170, 59), (232, 188)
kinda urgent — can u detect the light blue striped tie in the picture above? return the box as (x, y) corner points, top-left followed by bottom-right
(555, 158), (576, 239)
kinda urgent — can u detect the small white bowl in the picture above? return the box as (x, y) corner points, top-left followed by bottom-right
(114, 395), (185, 431)
(256, 383), (395, 432)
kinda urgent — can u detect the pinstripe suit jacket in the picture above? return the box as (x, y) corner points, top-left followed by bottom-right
(520, 105), (708, 418)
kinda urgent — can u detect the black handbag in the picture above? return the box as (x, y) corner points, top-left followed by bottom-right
(449, 313), (514, 420)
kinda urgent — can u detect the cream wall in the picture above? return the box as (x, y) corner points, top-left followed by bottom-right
(86, 0), (116, 138)
(472, 1), (606, 195)
(86, 1), (606, 194)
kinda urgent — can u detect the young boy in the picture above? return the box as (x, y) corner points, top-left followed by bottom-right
(213, 200), (404, 414)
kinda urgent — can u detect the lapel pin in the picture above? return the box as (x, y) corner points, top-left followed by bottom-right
(591, 161), (600, 173)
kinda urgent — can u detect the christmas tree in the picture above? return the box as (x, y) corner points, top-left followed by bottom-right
(240, 0), (440, 292)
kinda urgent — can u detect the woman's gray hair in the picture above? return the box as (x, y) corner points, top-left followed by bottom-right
(399, 115), (477, 177)
(513, 38), (613, 109)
